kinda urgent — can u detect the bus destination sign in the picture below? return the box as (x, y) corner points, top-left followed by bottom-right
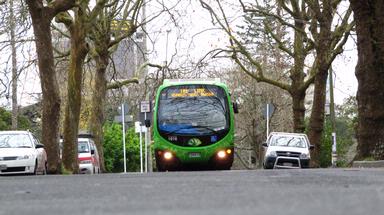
(170, 88), (215, 98)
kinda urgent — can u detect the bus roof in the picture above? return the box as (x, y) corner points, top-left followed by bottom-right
(163, 78), (222, 86)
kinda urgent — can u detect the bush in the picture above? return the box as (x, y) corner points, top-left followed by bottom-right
(103, 122), (141, 173)
(0, 107), (31, 130)
(319, 118), (355, 168)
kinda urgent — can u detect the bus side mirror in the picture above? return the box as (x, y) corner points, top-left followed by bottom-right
(145, 119), (151, 128)
(233, 102), (239, 114)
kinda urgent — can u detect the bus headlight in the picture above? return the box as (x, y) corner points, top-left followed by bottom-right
(163, 151), (173, 160)
(217, 150), (226, 159)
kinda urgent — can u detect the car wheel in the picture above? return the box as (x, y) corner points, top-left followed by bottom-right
(33, 160), (38, 175)
(263, 163), (272, 169)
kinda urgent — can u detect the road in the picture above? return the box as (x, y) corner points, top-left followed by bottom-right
(0, 168), (383, 215)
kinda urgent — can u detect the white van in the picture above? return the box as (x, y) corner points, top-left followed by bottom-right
(60, 134), (101, 174)
(77, 136), (100, 174)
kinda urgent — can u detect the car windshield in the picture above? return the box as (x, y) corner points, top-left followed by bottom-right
(269, 135), (307, 148)
(157, 85), (229, 135)
(78, 141), (90, 153)
(0, 134), (33, 148)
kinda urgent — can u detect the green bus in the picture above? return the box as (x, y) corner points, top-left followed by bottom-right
(153, 79), (238, 171)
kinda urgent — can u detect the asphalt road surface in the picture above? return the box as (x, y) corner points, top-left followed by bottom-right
(1, 168), (383, 215)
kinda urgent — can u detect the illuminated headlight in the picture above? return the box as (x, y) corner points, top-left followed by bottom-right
(163, 152), (173, 160)
(17, 155), (31, 160)
(267, 151), (277, 157)
(217, 150), (226, 159)
(300, 153), (310, 159)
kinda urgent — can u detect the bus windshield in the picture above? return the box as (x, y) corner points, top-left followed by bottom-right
(157, 85), (229, 135)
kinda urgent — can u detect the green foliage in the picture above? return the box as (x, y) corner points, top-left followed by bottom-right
(0, 107), (31, 130)
(0, 107), (12, 130)
(319, 118), (356, 168)
(103, 122), (141, 173)
(319, 120), (332, 167)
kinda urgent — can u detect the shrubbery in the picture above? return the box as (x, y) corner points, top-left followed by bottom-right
(103, 122), (141, 172)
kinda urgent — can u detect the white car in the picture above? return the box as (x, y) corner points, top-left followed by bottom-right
(263, 132), (314, 169)
(0, 131), (47, 175)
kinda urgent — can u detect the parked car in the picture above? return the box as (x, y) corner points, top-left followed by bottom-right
(0, 131), (47, 175)
(262, 132), (314, 169)
(60, 134), (101, 174)
(77, 134), (100, 174)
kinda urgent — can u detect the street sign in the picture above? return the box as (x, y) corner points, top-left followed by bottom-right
(135, 121), (147, 133)
(114, 115), (133, 123)
(140, 101), (151, 113)
(263, 103), (275, 119)
(118, 103), (129, 115)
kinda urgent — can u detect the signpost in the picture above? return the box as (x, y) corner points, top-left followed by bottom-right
(140, 101), (151, 172)
(263, 103), (275, 139)
(115, 103), (132, 173)
(135, 121), (146, 173)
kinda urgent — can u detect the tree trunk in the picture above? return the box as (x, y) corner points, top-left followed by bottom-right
(89, 52), (109, 172)
(10, 0), (18, 130)
(62, 7), (88, 173)
(308, 3), (334, 166)
(27, 3), (61, 174)
(308, 67), (328, 167)
(350, 0), (384, 160)
(291, 90), (306, 133)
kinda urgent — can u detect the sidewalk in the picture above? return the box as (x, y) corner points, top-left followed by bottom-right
(352, 160), (384, 168)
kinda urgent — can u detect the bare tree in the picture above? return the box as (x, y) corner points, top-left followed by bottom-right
(199, 0), (354, 166)
(54, 0), (110, 173)
(26, 0), (75, 174)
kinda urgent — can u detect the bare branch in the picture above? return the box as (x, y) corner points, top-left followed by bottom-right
(107, 78), (139, 90)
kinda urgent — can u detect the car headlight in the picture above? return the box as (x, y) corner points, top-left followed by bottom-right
(17, 155), (31, 160)
(267, 151), (277, 157)
(300, 153), (310, 159)
(0, 157), (3, 161)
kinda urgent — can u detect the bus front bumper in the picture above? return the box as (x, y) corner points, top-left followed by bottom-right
(155, 148), (234, 171)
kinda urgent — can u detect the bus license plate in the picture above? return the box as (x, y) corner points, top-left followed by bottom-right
(189, 152), (201, 158)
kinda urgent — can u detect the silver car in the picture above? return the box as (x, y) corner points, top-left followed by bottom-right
(0, 131), (47, 175)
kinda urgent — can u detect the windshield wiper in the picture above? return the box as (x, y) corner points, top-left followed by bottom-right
(17, 146), (32, 148)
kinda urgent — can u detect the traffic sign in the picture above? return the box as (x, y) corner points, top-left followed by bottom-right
(140, 101), (151, 113)
(114, 115), (133, 123)
(118, 103), (129, 115)
(263, 103), (275, 119)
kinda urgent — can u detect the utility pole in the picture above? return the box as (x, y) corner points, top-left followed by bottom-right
(329, 67), (337, 167)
